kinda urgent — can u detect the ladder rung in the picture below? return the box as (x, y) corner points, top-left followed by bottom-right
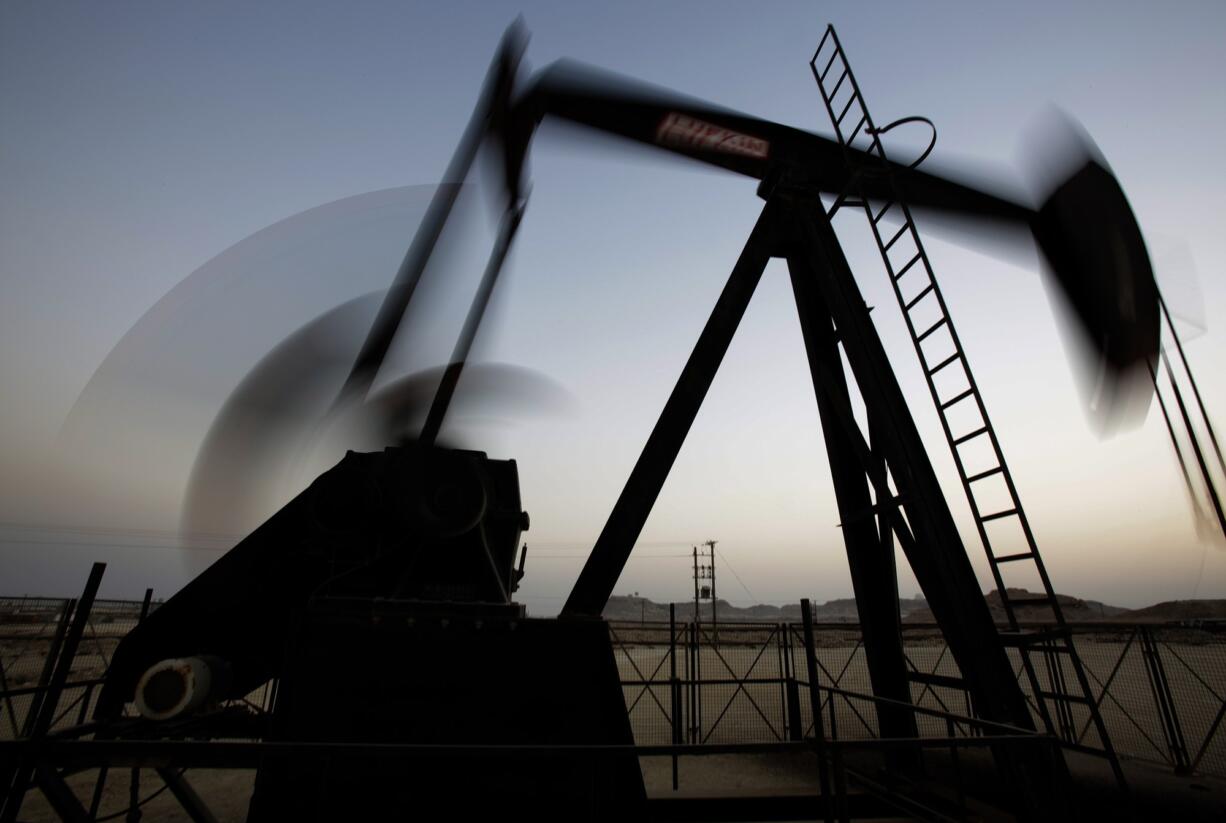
(872, 201), (894, 223)
(895, 253), (923, 280)
(836, 94), (858, 126)
(966, 465), (1003, 483)
(883, 223), (910, 252)
(916, 318), (947, 343)
(908, 671), (966, 691)
(829, 69), (849, 99)
(980, 508), (1019, 523)
(939, 387), (974, 410)
(952, 426), (988, 446)
(927, 351), (960, 376)
(992, 551), (1035, 564)
(904, 282), (934, 309)
(846, 116), (867, 146)
(814, 29), (833, 64)
(819, 49), (840, 83)
(827, 191), (866, 218)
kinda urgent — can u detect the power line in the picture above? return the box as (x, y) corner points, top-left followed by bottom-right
(715, 547), (756, 603)
(0, 520), (238, 543)
(0, 537), (227, 553)
(525, 555), (691, 563)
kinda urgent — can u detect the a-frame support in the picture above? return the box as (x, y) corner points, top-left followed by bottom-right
(562, 188), (1070, 815)
(563, 199), (779, 615)
(560, 191), (1033, 729)
(561, 188), (1033, 722)
(561, 191), (1021, 727)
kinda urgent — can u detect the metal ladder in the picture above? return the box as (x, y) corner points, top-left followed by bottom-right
(810, 24), (1126, 787)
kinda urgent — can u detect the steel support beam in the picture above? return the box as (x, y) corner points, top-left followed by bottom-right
(783, 199), (1068, 820)
(787, 253), (918, 748)
(783, 202), (1029, 729)
(563, 200), (779, 616)
(157, 767), (220, 823)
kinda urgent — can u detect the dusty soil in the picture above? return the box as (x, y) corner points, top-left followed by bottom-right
(14, 754), (826, 821)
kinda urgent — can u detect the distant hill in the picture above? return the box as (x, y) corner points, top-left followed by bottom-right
(603, 589), (1145, 624)
(603, 595), (929, 623)
(1111, 600), (1226, 622)
(902, 588), (1127, 623)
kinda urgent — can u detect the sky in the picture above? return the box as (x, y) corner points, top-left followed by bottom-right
(2, 1), (1225, 615)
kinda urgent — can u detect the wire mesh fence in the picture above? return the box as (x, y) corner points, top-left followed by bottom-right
(4, 597), (1225, 779)
(0, 595), (276, 741)
(607, 616), (1226, 779)
(1069, 624), (1226, 777)
(0, 597), (161, 739)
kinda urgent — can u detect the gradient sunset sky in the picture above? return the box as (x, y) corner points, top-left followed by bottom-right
(2, 1), (1224, 614)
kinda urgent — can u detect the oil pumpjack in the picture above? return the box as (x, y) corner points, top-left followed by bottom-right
(92, 22), (1160, 821)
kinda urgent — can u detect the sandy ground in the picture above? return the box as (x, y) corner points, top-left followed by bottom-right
(14, 750), (1226, 821)
(15, 754), (825, 821)
(15, 768), (256, 823)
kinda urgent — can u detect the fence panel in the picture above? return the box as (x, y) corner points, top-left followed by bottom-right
(1150, 626), (1226, 775)
(692, 622), (787, 744)
(608, 621), (677, 744)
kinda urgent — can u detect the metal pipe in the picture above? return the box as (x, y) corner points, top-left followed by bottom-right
(1158, 293), (1225, 476)
(1162, 350), (1226, 542)
(669, 603), (680, 791)
(1149, 358), (1204, 521)
(335, 28), (524, 410)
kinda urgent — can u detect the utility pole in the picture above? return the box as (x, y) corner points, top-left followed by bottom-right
(691, 541), (718, 640)
(692, 546), (700, 627)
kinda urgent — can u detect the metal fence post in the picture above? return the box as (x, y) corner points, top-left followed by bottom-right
(1140, 627), (1191, 773)
(693, 620), (702, 742)
(18, 600), (74, 738)
(1190, 697), (1226, 774)
(669, 603), (680, 790)
(782, 623), (802, 741)
(685, 621), (699, 743)
(801, 599), (835, 823)
(91, 587), (156, 820)
(1, 562), (106, 823)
